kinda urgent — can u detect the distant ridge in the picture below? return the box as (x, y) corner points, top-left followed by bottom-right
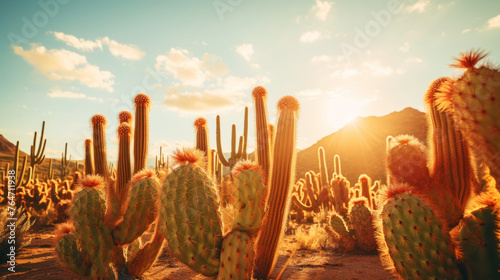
(295, 107), (428, 185)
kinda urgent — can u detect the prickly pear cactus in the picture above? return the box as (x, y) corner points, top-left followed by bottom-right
(231, 160), (266, 236)
(376, 185), (462, 280)
(160, 147), (223, 276)
(217, 230), (255, 280)
(329, 212), (356, 252)
(54, 223), (91, 276)
(348, 197), (377, 253)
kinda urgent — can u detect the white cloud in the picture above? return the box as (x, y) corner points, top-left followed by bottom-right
(405, 57), (423, 63)
(300, 31), (323, 43)
(155, 48), (228, 86)
(437, 1), (455, 10)
(13, 44), (115, 92)
(47, 87), (86, 98)
(87, 96), (104, 103)
(331, 68), (359, 79)
(50, 31), (145, 60)
(311, 0), (333, 21)
(362, 61), (395, 77)
(487, 14), (500, 29)
(312, 55), (333, 63)
(51, 31), (102, 51)
(295, 89), (322, 97)
(156, 49), (268, 112)
(405, 0), (429, 13)
(462, 28), (471, 34)
(101, 37), (145, 60)
(399, 42), (410, 52)
(235, 44), (254, 62)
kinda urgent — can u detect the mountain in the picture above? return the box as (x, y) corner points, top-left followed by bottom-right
(0, 134), (28, 158)
(295, 107), (428, 185)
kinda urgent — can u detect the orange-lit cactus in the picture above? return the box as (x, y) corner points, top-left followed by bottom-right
(91, 114), (109, 179)
(194, 117), (212, 175)
(254, 95), (299, 279)
(133, 93), (151, 173)
(253, 86), (271, 185)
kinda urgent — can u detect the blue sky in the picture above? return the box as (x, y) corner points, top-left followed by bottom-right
(0, 0), (499, 162)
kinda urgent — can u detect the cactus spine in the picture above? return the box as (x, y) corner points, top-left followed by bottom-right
(84, 138), (94, 175)
(253, 86), (271, 185)
(91, 114), (109, 179)
(254, 96), (299, 279)
(133, 93), (150, 173)
(195, 117), (212, 175)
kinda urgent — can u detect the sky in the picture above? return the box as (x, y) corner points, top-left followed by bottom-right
(0, 0), (499, 163)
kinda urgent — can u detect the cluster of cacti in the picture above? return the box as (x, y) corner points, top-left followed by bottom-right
(325, 196), (378, 253)
(55, 93), (166, 279)
(375, 50), (500, 280)
(292, 152), (380, 221)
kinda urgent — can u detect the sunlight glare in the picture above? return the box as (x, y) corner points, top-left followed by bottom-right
(325, 95), (361, 132)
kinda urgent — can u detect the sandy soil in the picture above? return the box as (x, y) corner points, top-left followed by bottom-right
(1, 225), (395, 280)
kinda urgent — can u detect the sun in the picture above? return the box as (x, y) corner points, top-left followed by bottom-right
(325, 95), (361, 131)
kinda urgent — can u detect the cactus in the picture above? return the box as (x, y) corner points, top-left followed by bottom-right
(133, 93), (151, 173)
(29, 121), (46, 178)
(13, 141), (30, 187)
(84, 138), (94, 175)
(375, 184), (462, 280)
(91, 114), (109, 179)
(160, 147), (222, 276)
(48, 158), (54, 180)
(254, 96), (299, 279)
(358, 175), (373, 209)
(216, 107), (248, 171)
(217, 230), (255, 280)
(348, 197), (376, 252)
(330, 155), (351, 216)
(195, 117), (212, 175)
(436, 50), (500, 191)
(329, 212), (356, 252)
(54, 222), (91, 276)
(231, 160), (267, 236)
(253, 86), (271, 185)
(60, 143), (71, 179)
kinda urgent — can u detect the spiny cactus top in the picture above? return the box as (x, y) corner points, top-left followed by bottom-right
(252, 86), (268, 98)
(80, 175), (105, 188)
(54, 221), (75, 244)
(119, 110), (133, 124)
(117, 122), (132, 137)
(91, 114), (107, 127)
(424, 77), (450, 108)
(84, 138), (92, 145)
(277, 95), (300, 112)
(194, 117), (208, 128)
(450, 49), (489, 70)
(231, 159), (263, 179)
(171, 147), (206, 167)
(129, 168), (159, 187)
(134, 93), (151, 107)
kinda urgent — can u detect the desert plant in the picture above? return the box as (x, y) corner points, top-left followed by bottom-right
(60, 143), (71, 179)
(194, 117), (212, 175)
(216, 107), (248, 172)
(375, 50), (500, 280)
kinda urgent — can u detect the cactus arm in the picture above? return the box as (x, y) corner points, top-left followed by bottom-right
(231, 124), (237, 161)
(242, 106), (248, 159)
(216, 115), (230, 167)
(291, 193), (315, 212)
(126, 221), (165, 276)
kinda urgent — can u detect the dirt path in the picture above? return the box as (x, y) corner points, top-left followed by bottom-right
(1, 226), (395, 280)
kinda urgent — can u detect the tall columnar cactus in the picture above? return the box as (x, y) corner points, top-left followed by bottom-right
(436, 50), (500, 191)
(318, 147), (329, 188)
(84, 138), (94, 175)
(48, 158), (54, 180)
(216, 107), (248, 171)
(358, 174), (372, 209)
(91, 114), (109, 179)
(13, 141), (30, 186)
(160, 148), (223, 276)
(253, 86), (271, 185)
(29, 121), (46, 177)
(60, 143), (71, 178)
(118, 110), (133, 125)
(254, 96), (299, 279)
(133, 93), (151, 173)
(195, 117), (212, 175)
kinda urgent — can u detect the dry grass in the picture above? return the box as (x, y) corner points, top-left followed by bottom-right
(294, 224), (331, 251)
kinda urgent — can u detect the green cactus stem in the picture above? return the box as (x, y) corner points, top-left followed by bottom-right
(60, 142), (71, 179)
(29, 121), (46, 178)
(254, 95), (299, 279)
(217, 230), (255, 280)
(84, 138), (94, 175)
